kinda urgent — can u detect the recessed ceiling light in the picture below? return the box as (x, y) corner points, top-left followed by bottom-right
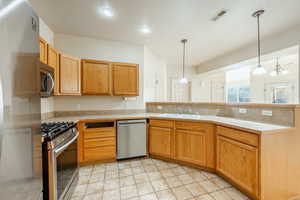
(140, 25), (152, 34)
(99, 7), (114, 18)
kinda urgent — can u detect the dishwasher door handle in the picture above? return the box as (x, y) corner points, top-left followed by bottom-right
(118, 124), (130, 128)
(118, 122), (146, 127)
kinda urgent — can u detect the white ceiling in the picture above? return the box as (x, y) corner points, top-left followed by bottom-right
(29, 0), (300, 66)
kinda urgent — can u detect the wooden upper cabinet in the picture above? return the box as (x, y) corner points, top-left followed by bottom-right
(39, 38), (47, 64)
(59, 54), (81, 95)
(175, 129), (206, 166)
(47, 45), (60, 95)
(82, 60), (112, 95)
(113, 63), (139, 96)
(217, 135), (258, 199)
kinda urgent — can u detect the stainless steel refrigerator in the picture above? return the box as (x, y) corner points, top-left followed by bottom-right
(0, 0), (43, 199)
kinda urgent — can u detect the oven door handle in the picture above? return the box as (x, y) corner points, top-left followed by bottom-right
(54, 131), (79, 155)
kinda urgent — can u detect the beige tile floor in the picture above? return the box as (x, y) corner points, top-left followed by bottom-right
(71, 158), (250, 200)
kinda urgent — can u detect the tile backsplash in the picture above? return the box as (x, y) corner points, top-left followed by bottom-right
(146, 102), (295, 127)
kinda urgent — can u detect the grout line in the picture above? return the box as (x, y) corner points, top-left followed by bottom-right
(77, 158), (246, 200)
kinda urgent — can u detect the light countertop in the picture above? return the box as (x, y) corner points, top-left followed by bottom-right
(43, 113), (293, 134)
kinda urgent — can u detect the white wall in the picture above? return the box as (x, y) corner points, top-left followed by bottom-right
(143, 46), (167, 102)
(166, 64), (196, 101)
(195, 24), (300, 103)
(39, 18), (54, 114)
(250, 54), (298, 103)
(39, 18), (54, 45)
(192, 52), (298, 103)
(54, 34), (147, 111)
(191, 71), (225, 102)
(196, 24), (300, 75)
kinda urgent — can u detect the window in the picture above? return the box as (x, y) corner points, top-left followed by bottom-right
(265, 83), (292, 104)
(226, 66), (251, 103)
(239, 87), (251, 102)
(227, 87), (238, 103)
(227, 86), (251, 103)
(273, 87), (288, 103)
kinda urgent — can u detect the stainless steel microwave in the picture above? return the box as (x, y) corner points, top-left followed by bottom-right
(40, 63), (54, 98)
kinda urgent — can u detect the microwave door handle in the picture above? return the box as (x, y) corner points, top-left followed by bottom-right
(47, 73), (55, 94)
(54, 131), (79, 155)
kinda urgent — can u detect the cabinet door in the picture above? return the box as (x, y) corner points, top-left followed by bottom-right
(113, 63), (139, 96)
(82, 60), (112, 95)
(39, 38), (47, 64)
(217, 135), (258, 198)
(60, 54), (81, 95)
(47, 45), (60, 95)
(175, 129), (206, 166)
(149, 127), (172, 158)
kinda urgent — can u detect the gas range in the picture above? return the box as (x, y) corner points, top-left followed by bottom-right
(41, 121), (79, 200)
(41, 122), (76, 141)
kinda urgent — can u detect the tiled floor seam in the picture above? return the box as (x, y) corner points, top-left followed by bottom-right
(74, 158), (249, 200)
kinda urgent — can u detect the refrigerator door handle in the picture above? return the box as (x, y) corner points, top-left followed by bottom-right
(0, 134), (3, 161)
(0, 76), (3, 161)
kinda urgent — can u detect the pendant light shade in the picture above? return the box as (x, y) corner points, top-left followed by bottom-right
(180, 39), (188, 84)
(252, 10), (266, 75)
(270, 57), (288, 76)
(252, 64), (267, 75)
(179, 77), (188, 84)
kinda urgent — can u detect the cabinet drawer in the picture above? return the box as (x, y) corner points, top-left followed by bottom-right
(175, 121), (207, 131)
(150, 119), (173, 128)
(217, 126), (258, 147)
(84, 146), (116, 161)
(84, 127), (115, 139)
(84, 137), (115, 148)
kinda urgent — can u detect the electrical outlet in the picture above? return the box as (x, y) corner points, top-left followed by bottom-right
(239, 108), (247, 114)
(157, 105), (163, 110)
(76, 104), (81, 110)
(123, 97), (137, 101)
(262, 110), (272, 116)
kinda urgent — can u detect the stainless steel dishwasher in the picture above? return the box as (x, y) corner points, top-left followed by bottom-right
(117, 119), (147, 159)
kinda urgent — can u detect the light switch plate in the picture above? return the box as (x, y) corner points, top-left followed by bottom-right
(262, 110), (273, 116)
(239, 108), (247, 114)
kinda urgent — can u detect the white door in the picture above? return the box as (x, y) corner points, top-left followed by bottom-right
(171, 78), (190, 102)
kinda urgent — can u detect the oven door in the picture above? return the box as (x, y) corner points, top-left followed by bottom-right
(49, 131), (79, 200)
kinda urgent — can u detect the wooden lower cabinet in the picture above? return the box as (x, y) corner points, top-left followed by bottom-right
(175, 129), (206, 166)
(217, 135), (259, 199)
(149, 119), (215, 169)
(149, 126), (172, 158)
(78, 122), (116, 164)
(84, 146), (115, 161)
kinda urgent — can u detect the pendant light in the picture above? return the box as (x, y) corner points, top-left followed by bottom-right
(270, 57), (288, 76)
(179, 39), (188, 84)
(252, 10), (266, 75)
